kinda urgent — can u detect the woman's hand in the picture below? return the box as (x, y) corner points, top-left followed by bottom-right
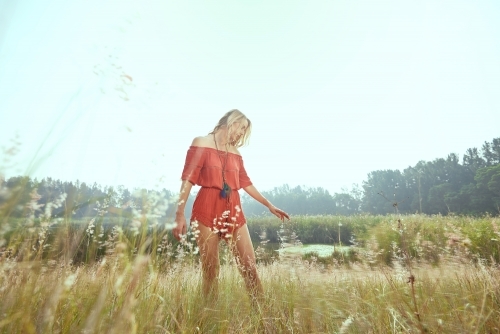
(269, 205), (290, 221)
(173, 214), (187, 241)
(243, 185), (290, 221)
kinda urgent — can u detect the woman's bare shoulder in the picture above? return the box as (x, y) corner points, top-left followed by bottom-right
(189, 136), (242, 156)
(191, 135), (214, 148)
(230, 147), (242, 156)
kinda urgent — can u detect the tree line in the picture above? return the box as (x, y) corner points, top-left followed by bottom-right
(0, 177), (177, 220)
(1, 137), (499, 219)
(241, 137), (500, 216)
(360, 137), (500, 215)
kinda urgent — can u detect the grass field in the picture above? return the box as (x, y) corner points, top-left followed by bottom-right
(1, 246), (498, 333)
(1, 194), (499, 333)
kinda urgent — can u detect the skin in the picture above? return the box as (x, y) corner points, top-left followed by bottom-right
(173, 119), (290, 302)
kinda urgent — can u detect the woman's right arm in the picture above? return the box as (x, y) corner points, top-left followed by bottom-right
(172, 180), (193, 240)
(174, 136), (205, 240)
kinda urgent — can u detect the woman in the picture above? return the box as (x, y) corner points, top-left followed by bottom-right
(173, 109), (289, 302)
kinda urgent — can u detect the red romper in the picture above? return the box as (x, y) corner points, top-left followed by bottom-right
(181, 146), (253, 238)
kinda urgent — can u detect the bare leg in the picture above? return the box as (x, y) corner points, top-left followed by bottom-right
(228, 224), (264, 303)
(195, 223), (220, 298)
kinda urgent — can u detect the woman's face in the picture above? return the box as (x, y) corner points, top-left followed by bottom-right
(229, 120), (248, 142)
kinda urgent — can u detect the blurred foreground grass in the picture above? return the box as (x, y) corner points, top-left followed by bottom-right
(1, 251), (499, 333)
(1, 187), (500, 333)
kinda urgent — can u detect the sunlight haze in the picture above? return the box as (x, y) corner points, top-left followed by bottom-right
(1, 0), (499, 195)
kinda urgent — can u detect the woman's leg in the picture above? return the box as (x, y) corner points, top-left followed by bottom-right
(195, 222), (220, 298)
(229, 224), (263, 302)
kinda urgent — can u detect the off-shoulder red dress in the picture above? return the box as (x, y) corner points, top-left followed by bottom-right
(181, 146), (253, 238)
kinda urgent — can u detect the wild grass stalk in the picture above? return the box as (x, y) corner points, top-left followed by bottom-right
(377, 190), (425, 332)
(1, 181), (499, 333)
(1, 249), (499, 332)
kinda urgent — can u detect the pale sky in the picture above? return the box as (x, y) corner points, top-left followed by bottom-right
(1, 0), (499, 196)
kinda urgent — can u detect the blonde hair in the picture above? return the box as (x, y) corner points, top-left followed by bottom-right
(209, 109), (252, 148)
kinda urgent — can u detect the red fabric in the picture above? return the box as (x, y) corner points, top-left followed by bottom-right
(191, 188), (246, 238)
(181, 146), (252, 189)
(181, 146), (252, 237)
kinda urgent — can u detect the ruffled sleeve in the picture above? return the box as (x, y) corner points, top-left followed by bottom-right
(238, 157), (253, 188)
(181, 146), (205, 185)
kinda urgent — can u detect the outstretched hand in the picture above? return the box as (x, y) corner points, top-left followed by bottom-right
(269, 205), (290, 221)
(242, 184), (290, 221)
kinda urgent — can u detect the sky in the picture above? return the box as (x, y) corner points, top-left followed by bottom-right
(1, 0), (499, 196)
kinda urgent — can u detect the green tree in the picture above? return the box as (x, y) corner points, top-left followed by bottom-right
(482, 138), (500, 166)
(362, 170), (409, 214)
(475, 164), (500, 213)
(428, 183), (454, 214)
(463, 147), (486, 173)
(2, 176), (34, 217)
(331, 192), (360, 215)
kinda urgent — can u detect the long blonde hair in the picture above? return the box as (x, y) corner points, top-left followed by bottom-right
(209, 109), (252, 148)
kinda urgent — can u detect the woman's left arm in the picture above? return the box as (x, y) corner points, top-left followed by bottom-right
(243, 184), (290, 221)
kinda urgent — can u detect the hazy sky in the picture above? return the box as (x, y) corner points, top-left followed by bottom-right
(1, 0), (499, 196)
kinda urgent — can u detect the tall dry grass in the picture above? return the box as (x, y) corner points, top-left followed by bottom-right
(1, 250), (499, 333)
(1, 182), (499, 333)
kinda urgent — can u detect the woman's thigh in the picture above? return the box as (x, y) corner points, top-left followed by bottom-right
(195, 222), (220, 265)
(229, 224), (257, 267)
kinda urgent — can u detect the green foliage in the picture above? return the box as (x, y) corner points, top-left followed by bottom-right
(460, 216), (500, 264)
(362, 169), (409, 214)
(247, 214), (381, 245)
(250, 214), (499, 266)
(360, 137), (500, 216)
(3, 212), (499, 267)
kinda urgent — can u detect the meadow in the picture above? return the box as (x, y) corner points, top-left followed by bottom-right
(1, 193), (500, 333)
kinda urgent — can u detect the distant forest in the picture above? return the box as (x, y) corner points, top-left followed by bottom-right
(1, 137), (499, 219)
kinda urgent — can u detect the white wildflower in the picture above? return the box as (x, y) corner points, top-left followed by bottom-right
(64, 274), (77, 289)
(339, 316), (353, 333)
